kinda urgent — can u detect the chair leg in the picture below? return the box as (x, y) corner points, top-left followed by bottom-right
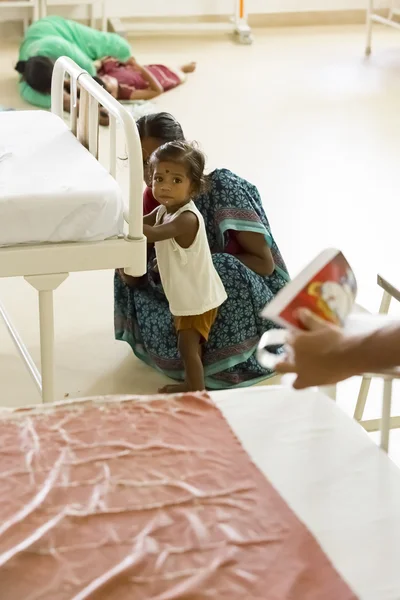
(380, 289), (392, 315)
(381, 378), (393, 453)
(321, 385), (337, 401)
(354, 288), (392, 422)
(354, 376), (372, 421)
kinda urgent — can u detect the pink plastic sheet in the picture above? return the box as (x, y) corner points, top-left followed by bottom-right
(0, 393), (357, 599)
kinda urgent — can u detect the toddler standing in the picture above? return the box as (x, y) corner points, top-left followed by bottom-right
(143, 141), (227, 393)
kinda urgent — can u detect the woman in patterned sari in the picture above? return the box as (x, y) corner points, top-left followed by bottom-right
(115, 112), (289, 389)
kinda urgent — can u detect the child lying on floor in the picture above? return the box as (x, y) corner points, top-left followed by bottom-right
(143, 141), (227, 394)
(96, 57), (196, 101)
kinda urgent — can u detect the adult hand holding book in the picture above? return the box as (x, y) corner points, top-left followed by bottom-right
(257, 249), (400, 387)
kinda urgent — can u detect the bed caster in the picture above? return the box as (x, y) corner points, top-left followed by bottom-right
(238, 31), (253, 45)
(365, 46), (372, 57)
(235, 25), (253, 45)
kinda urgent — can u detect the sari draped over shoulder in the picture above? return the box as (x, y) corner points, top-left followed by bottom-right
(114, 169), (289, 388)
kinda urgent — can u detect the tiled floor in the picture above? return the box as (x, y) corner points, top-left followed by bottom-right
(1, 23), (400, 458)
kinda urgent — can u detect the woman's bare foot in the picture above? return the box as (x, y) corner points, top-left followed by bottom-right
(181, 62), (196, 74)
(158, 383), (189, 394)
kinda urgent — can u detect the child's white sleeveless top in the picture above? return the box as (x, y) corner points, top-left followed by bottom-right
(155, 201), (227, 316)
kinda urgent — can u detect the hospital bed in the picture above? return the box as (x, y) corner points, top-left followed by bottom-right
(1, 386), (400, 598)
(0, 56), (146, 405)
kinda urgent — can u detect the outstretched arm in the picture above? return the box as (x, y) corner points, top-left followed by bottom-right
(125, 58), (163, 93)
(144, 211), (198, 246)
(143, 208), (158, 226)
(276, 309), (400, 389)
(120, 84), (161, 100)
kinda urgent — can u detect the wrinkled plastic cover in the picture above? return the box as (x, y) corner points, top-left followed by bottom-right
(0, 393), (356, 599)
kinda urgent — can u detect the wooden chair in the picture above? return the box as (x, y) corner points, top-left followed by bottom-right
(353, 274), (400, 452)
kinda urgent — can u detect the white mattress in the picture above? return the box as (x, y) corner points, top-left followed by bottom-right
(0, 111), (124, 246)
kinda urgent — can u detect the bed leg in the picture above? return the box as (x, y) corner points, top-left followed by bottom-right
(39, 290), (56, 404)
(25, 274), (68, 403)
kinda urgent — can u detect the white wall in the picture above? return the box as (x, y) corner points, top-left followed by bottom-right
(106, 0), (390, 17)
(106, 0), (389, 16)
(0, 0), (390, 24)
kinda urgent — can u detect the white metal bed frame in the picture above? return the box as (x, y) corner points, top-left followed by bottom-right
(39, 0), (108, 31)
(109, 0), (253, 45)
(366, 0), (400, 55)
(0, 56), (146, 405)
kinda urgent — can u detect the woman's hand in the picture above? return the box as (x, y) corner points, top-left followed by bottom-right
(276, 309), (358, 388)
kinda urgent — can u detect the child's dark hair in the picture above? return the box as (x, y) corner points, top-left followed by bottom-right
(149, 141), (206, 195)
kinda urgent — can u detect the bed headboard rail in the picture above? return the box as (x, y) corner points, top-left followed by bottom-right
(51, 56), (143, 242)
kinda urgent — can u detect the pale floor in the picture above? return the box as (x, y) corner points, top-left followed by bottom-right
(1, 23), (400, 458)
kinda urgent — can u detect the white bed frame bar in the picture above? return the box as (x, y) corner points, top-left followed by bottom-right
(0, 57), (146, 404)
(109, 0), (253, 45)
(366, 0), (400, 55)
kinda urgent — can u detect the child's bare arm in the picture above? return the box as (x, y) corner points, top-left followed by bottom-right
(143, 208), (158, 226)
(136, 66), (163, 93)
(129, 89), (161, 100)
(144, 212), (198, 245)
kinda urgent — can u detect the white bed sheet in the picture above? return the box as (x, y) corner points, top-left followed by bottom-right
(0, 111), (124, 246)
(211, 386), (400, 600)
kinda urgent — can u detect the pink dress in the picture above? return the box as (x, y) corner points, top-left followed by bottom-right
(98, 58), (181, 100)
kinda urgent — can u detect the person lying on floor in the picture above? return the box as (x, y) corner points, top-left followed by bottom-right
(15, 15), (133, 109)
(96, 56), (196, 101)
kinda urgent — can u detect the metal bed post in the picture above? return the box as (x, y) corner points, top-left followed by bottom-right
(234, 0), (253, 44)
(25, 274), (68, 404)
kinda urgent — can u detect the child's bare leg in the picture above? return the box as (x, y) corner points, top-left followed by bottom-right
(181, 62), (196, 73)
(159, 329), (203, 393)
(180, 329), (204, 390)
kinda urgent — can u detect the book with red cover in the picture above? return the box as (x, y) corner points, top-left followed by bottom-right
(262, 249), (357, 330)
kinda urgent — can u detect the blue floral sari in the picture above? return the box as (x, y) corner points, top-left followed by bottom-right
(114, 169), (289, 388)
